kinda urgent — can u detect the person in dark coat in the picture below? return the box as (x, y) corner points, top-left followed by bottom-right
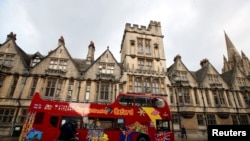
(181, 125), (187, 139)
(58, 120), (77, 141)
(119, 126), (128, 141)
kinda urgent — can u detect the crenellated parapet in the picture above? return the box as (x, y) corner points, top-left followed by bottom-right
(125, 20), (163, 37)
(149, 20), (161, 27)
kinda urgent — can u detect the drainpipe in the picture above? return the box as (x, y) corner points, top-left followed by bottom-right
(231, 86), (239, 124)
(199, 84), (207, 134)
(77, 73), (82, 102)
(96, 66), (102, 102)
(173, 82), (181, 129)
(114, 81), (117, 102)
(12, 69), (29, 135)
(169, 71), (181, 130)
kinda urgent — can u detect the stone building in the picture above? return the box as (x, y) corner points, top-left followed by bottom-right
(0, 21), (249, 140)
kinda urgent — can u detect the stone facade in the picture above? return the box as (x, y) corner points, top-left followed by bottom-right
(0, 21), (249, 140)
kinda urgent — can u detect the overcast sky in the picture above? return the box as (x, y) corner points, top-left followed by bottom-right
(1, 0), (250, 73)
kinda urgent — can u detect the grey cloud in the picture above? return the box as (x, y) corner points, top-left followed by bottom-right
(1, 0), (250, 73)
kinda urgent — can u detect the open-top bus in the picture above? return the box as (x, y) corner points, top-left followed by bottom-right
(19, 92), (174, 141)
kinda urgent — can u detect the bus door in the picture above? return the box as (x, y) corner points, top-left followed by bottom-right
(22, 111), (56, 140)
(60, 116), (84, 140)
(45, 114), (61, 140)
(155, 120), (172, 140)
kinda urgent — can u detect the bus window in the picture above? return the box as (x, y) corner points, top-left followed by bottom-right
(61, 116), (81, 129)
(61, 119), (67, 127)
(156, 120), (170, 131)
(88, 118), (95, 129)
(117, 118), (124, 129)
(83, 117), (116, 130)
(152, 98), (165, 108)
(87, 119), (105, 140)
(82, 117), (88, 129)
(34, 112), (44, 124)
(135, 97), (150, 106)
(98, 118), (115, 130)
(50, 116), (59, 127)
(82, 117), (96, 129)
(118, 96), (134, 106)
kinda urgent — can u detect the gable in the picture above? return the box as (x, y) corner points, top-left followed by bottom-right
(31, 45), (80, 78)
(167, 56), (197, 87)
(231, 67), (250, 90)
(84, 49), (121, 80)
(201, 64), (229, 89)
(0, 40), (28, 73)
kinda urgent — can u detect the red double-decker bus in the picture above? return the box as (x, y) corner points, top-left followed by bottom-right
(19, 92), (174, 141)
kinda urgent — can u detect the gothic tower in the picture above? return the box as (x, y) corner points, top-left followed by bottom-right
(119, 20), (169, 95)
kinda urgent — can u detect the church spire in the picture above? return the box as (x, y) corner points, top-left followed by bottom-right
(224, 31), (241, 63)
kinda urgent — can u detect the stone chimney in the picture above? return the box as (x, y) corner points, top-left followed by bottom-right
(200, 58), (209, 68)
(174, 54), (181, 62)
(6, 32), (16, 41)
(86, 41), (95, 64)
(58, 36), (65, 46)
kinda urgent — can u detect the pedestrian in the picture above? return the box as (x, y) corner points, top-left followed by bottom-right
(119, 126), (127, 141)
(58, 120), (77, 141)
(181, 125), (187, 139)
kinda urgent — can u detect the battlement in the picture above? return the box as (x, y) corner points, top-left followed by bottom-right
(125, 23), (147, 30)
(125, 20), (162, 36)
(149, 20), (161, 26)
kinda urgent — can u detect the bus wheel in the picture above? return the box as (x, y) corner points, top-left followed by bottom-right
(137, 135), (149, 141)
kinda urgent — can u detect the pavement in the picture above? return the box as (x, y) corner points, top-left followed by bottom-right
(175, 139), (207, 141)
(175, 137), (207, 141)
(0, 136), (19, 141)
(0, 136), (208, 141)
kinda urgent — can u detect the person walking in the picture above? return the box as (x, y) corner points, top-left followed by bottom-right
(181, 125), (187, 139)
(58, 120), (77, 141)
